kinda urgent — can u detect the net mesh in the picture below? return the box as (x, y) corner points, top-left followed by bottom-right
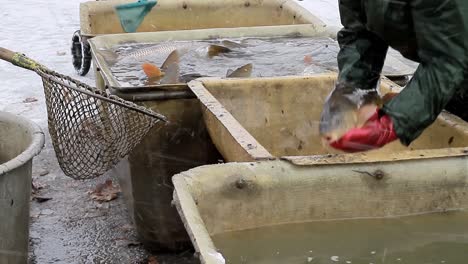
(37, 68), (165, 180)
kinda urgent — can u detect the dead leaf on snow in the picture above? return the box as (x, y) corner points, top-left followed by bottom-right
(23, 97), (38, 103)
(30, 213), (40, 219)
(40, 209), (54, 215)
(88, 179), (121, 203)
(147, 256), (159, 264)
(120, 224), (134, 232)
(39, 170), (50, 176)
(127, 241), (142, 248)
(32, 196), (52, 203)
(32, 180), (46, 194)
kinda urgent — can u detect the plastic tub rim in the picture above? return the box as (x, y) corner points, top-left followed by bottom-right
(0, 111), (45, 175)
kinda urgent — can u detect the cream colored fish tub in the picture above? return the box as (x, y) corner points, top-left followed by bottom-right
(74, 0), (328, 76)
(172, 158), (468, 264)
(188, 73), (468, 161)
(79, 0), (325, 37)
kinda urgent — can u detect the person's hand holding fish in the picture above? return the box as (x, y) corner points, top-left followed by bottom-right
(319, 83), (399, 152)
(328, 108), (397, 152)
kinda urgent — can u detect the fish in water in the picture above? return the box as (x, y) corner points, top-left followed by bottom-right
(319, 82), (398, 144)
(303, 54), (313, 65)
(141, 49), (253, 84)
(142, 62), (163, 78)
(128, 43), (232, 59)
(225, 63), (253, 78)
(175, 63), (253, 82)
(140, 49), (180, 84)
(102, 41), (237, 67)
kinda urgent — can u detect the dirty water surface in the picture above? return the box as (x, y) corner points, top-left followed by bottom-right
(102, 37), (414, 87)
(212, 210), (468, 264)
(104, 37), (337, 86)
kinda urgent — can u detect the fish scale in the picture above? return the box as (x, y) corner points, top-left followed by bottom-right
(122, 42), (196, 59)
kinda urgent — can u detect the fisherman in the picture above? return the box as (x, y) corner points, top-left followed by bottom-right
(324, 0), (468, 152)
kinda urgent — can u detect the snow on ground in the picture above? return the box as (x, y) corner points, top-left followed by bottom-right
(297, 0), (342, 27)
(0, 0), (95, 125)
(0, 0), (341, 263)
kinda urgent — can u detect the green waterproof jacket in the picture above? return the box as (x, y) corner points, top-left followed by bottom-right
(337, 0), (468, 145)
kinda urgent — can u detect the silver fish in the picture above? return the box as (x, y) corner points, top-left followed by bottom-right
(319, 82), (382, 143)
(100, 42), (232, 67)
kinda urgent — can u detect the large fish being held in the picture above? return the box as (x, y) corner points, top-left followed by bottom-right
(319, 82), (398, 145)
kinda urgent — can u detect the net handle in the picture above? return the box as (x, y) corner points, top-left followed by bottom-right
(0, 47), (15, 63)
(0, 47), (40, 71)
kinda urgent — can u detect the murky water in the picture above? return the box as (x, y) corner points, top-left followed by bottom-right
(0, 159), (8, 164)
(211, 211), (468, 264)
(102, 37), (408, 87)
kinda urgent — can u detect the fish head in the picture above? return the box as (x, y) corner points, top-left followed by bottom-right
(319, 83), (392, 145)
(319, 103), (359, 144)
(320, 101), (380, 150)
(319, 83), (360, 143)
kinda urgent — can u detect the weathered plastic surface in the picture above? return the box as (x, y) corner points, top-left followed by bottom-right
(172, 158), (468, 264)
(188, 73), (468, 162)
(111, 98), (223, 252)
(80, 0), (324, 36)
(0, 112), (44, 264)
